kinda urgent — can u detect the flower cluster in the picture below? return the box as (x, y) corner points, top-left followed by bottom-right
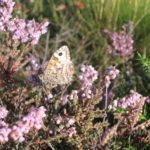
(44, 93), (53, 103)
(60, 90), (78, 106)
(109, 90), (145, 110)
(0, 0), (49, 45)
(0, 106), (46, 143)
(146, 97), (150, 103)
(105, 22), (134, 59)
(104, 66), (120, 87)
(0, 0), (15, 31)
(79, 65), (98, 99)
(26, 55), (43, 85)
(52, 116), (76, 137)
(0, 106), (8, 119)
(55, 65), (98, 106)
(8, 18), (49, 45)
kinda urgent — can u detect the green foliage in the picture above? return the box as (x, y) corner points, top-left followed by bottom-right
(17, 0), (150, 69)
(0, 0), (150, 149)
(137, 52), (150, 77)
(123, 146), (137, 150)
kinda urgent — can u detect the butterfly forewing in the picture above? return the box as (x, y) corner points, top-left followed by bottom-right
(39, 45), (74, 89)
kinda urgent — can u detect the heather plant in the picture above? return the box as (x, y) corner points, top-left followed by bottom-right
(0, 0), (150, 150)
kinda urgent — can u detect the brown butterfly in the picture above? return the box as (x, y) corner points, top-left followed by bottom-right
(39, 46), (74, 89)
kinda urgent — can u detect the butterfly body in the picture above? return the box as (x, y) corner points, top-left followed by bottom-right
(39, 46), (74, 89)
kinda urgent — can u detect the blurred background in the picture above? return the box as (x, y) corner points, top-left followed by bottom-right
(14, 0), (150, 71)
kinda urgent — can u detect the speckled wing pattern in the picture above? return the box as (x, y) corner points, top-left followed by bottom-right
(39, 46), (74, 89)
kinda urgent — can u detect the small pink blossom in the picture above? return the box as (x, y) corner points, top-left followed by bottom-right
(104, 66), (120, 87)
(105, 22), (134, 59)
(0, 107), (8, 119)
(67, 119), (75, 126)
(7, 18), (49, 45)
(67, 127), (77, 137)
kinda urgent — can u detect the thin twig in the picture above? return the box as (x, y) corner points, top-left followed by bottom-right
(33, 134), (65, 145)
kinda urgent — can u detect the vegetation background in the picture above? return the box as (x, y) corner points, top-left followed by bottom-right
(16, 0), (150, 68)
(0, 0), (150, 149)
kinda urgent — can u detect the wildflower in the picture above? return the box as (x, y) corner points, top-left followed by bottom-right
(0, 121), (8, 128)
(67, 119), (75, 126)
(104, 66), (120, 87)
(79, 65), (98, 99)
(8, 18), (49, 45)
(146, 97), (150, 103)
(0, 127), (11, 143)
(61, 95), (69, 105)
(26, 56), (43, 85)
(0, 107), (8, 119)
(0, 0), (15, 31)
(44, 93), (53, 103)
(9, 106), (46, 142)
(105, 22), (134, 59)
(49, 129), (53, 134)
(67, 127), (77, 137)
(55, 116), (63, 125)
(109, 90), (145, 110)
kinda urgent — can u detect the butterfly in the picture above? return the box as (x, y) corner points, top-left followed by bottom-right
(39, 45), (74, 89)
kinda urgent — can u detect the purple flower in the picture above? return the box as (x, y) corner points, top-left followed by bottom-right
(44, 93), (53, 103)
(109, 90), (145, 110)
(104, 66), (120, 87)
(7, 18), (49, 45)
(67, 119), (75, 126)
(0, 0), (15, 31)
(61, 95), (69, 105)
(105, 22), (134, 59)
(54, 116), (63, 125)
(0, 107), (8, 119)
(146, 97), (150, 103)
(26, 56), (43, 85)
(9, 106), (46, 142)
(67, 127), (76, 137)
(79, 65), (98, 99)
(0, 106), (46, 143)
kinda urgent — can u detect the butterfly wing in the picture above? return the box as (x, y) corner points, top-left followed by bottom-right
(39, 45), (74, 89)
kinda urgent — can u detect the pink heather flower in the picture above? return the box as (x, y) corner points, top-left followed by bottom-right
(79, 65), (98, 87)
(146, 97), (150, 103)
(61, 95), (69, 105)
(9, 106), (46, 142)
(0, 127), (11, 143)
(118, 90), (142, 109)
(0, 106), (46, 143)
(104, 66), (120, 87)
(109, 90), (145, 110)
(0, 121), (8, 128)
(7, 18), (49, 45)
(55, 116), (63, 125)
(105, 22), (134, 59)
(49, 129), (53, 134)
(0, 0), (15, 31)
(44, 93), (53, 103)
(67, 127), (76, 137)
(67, 119), (75, 126)
(79, 65), (98, 99)
(0, 106), (8, 119)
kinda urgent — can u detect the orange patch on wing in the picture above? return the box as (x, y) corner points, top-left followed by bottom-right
(46, 57), (59, 70)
